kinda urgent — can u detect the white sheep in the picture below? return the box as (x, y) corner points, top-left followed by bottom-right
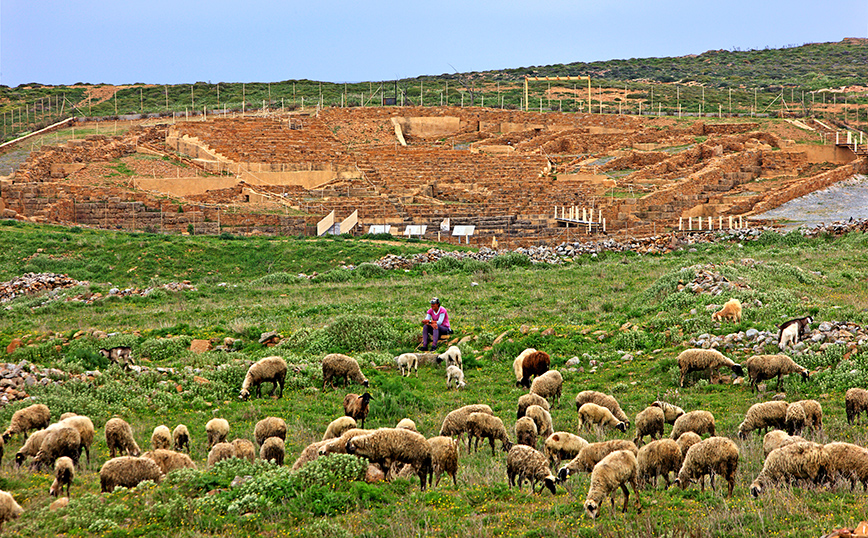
(254, 416), (287, 446)
(100, 456), (163, 492)
(575, 391), (630, 427)
(466, 412), (513, 455)
(151, 425), (172, 451)
(670, 410), (716, 440)
(557, 439), (639, 482)
(577, 403), (628, 433)
(785, 403), (807, 436)
(395, 418), (417, 431)
(637, 439), (682, 488)
(260, 437), (285, 465)
(0, 491), (23, 530)
(633, 406), (665, 447)
(142, 449), (197, 474)
(439, 404), (493, 441)
(207, 442), (236, 467)
(675, 436), (739, 497)
(711, 298), (742, 323)
(231, 439), (256, 462)
(31, 425), (81, 471)
(529, 370), (563, 407)
(737, 401), (788, 438)
(749, 441), (827, 496)
(59, 414), (95, 467)
(584, 449), (642, 519)
(675, 432), (702, 457)
(846, 388), (868, 425)
(543, 432), (589, 468)
(2, 403), (50, 442)
(322, 417), (357, 441)
(346, 428), (433, 490)
(823, 442), (868, 491)
(105, 418), (140, 459)
(239, 356), (287, 399)
(506, 444), (557, 495)
(792, 399), (823, 433)
(517, 393), (550, 419)
(445, 365), (466, 389)
(322, 353), (369, 389)
(743, 354), (810, 391)
(650, 401), (685, 424)
(49, 456), (74, 497)
(395, 353), (419, 377)
(677, 348), (744, 387)
(428, 436), (459, 487)
(525, 405), (554, 439)
(172, 425), (190, 453)
(436, 346), (463, 370)
(763, 430), (807, 457)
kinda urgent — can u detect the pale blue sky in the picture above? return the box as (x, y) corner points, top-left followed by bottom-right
(1, 0), (866, 87)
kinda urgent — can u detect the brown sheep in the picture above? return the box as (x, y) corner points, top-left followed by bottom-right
(343, 392), (373, 428)
(205, 418), (230, 448)
(506, 444), (557, 495)
(231, 439), (256, 462)
(670, 411), (716, 440)
(846, 388), (868, 425)
(142, 449), (197, 474)
(516, 393), (550, 419)
(346, 428), (433, 491)
(49, 456), (74, 498)
(31, 425), (80, 472)
(0, 491), (22, 530)
(514, 416), (538, 449)
(711, 298), (742, 323)
(744, 354), (809, 391)
(557, 439), (639, 482)
(428, 436), (459, 487)
(633, 407), (665, 446)
(260, 437), (285, 465)
(172, 425), (190, 453)
(516, 351), (550, 389)
(676, 436), (739, 497)
(100, 456), (163, 492)
(254, 417), (287, 446)
(439, 404), (494, 441)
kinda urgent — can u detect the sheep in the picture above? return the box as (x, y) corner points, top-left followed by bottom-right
(584, 449), (642, 519)
(2, 403), (50, 442)
(512, 348), (537, 385)
(343, 392), (373, 429)
(59, 412), (76, 421)
(762, 430), (807, 457)
(633, 406), (665, 447)
(670, 410), (716, 440)
(58, 414), (94, 466)
(205, 418), (230, 448)
(506, 444), (557, 495)
(260, 437), (285, 465)
(49, 497), (69, 511)
(14, 428), (49, 468)
(778, 316), (813, 350)
(445, 365), (466, 389)
(395, 353), (419, 377)
(525, 405), (554, 439)
(323, 417), (358, 441)
(823, 442), (868, 491)
(172, 425), (190, 453)
(322, 353), (369, 389)
(529, 370), (563, 407)
(396, 418), (417, 432)
(785, 403), (807, 436)
(737, 401), (788, 439)
(254, 416), (287, 446)
(239, 356), (287, 400)
(575, 391), (630, 427)
(318, 428), (374, 457)
(99, 456), (163, 493)
(577, 403), (628, 433)
(675, 432), (702, 456)
(142, 449), (196, 474)
(49, 456), (74, 498)
(650, 401), (685, 424)
(517, 393), (550, 419)
(428, 436), (459, 487)
(791, 399), (823, 433)
(637, 439), (682, 488)
(151, 425), (172, 451)
(439, 404), (493, 440)
(466, 412), (513, 455)
(557, 439), (639, 482)
(436, 346), (462, 370)
(676, 348), (744, 387)
(749, 441), (827, 496)
(543, 432), (589, 468)
(99, 346), (134, 370)
(515, 417), (539, 448)
(846, 388), (868, 425)
(711, 298), (742, 323)
(516, 350), (550, 389)
(0, 491), (23, 530)
(31, 425), (80, 471)
(743, 354), (810, 391)
(291, 440), (330, 471)
(675, 436), (739, 497)
(346, 428), (433, 490)
(232, 439), (256, 462)
(207, 442), (236, 467)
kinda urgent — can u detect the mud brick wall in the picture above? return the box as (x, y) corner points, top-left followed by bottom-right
(696, 123), (759, 136)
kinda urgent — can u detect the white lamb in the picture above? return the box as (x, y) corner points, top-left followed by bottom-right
(445, 365), (466, 389)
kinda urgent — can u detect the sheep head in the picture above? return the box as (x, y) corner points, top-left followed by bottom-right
(346, 440), (357, 454)
(584, 499), (600, 519)
(731, 364), (745, 378)
(801, 370), (810, 381)
(749, 482), (763, 497)
(239, 389), (251, 400)
(556, 467), (570, 483)
(542, 476), (557, 495)
(616, 422), (628, 433)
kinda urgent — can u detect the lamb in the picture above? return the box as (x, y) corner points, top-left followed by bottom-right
(637, 439), (682, 488)
(260, 437), (285, 465)
(205, 418), (230, 448)
(677, 348), (744, 387)
(254, 416), (287, 446)
(749, 441), (827, 496)
(791, 399), (823, 432)
(823, 442), (868, 491)
(763, 430), (807, 457)
(445, 365), (466, 389)
(529, 370), (563, 406)
(436, 346), (463, 370)
(785, 403), (807, 436)
(543, 432), (589, 468)
(322, 353), (369, 389)
(343, 392), (373, 428)
(346, 428), (433, 490)
(711, 298), (742, 322)
(577, 403), (628, 433)
(428, 436), (459, 487)
(2, 403), (50, 442)
(239, 356), (287, 399)
(14, 428), (49, 468)
(846, 388), (868, 424)
(466, 412), (513, 455)
(172, 425), (190, 452)
(232, 439), (256, 462)
(575, 391), (630, 427)
(49, 456), (74, 497)
(506, 444), (557, 495)
(584, 449), (642, 519)
(32, 425), (80, 471)
(151, 425), (172, 450)
(525, 405), (554, 439)
(291, 440), (330, 471)
(737, 401), (788, 438)
(323, 417), (357, 440)
(142, 449), (196, 474)
(557, 439), (639, 482)
(517, 393), (550, 419)
(633, 407), (665, 447)
(515, 417), (539, 449)
(515, 350), (550, 389)
(743, 354), (810, 391)
(395, 353), (419, 377)
(778, 316), (813, 350)
(59, 414), (95, 466)
(0, 491), (23, 530)
(675, 436), (739, 497)
(395, 418), (417, 431)
(207, 442), (236, 467)
(650, 401), (685, 424)
(512, 348), (537, 385)
(675, 432), (702, 456)
(439, 404), (494, 440)
(99, 456), (163, 492)
(99, 346), (134, 370)
(670, 410), (716, 440)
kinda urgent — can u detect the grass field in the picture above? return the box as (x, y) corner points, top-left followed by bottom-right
(1, 220), (868, 537)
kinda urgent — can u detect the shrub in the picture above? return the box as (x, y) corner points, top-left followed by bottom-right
(324, 314), (399, 352)
(354, 263), (387, 279)
(491, 252), (532, 269)
(313, 268), (352, 283)
(251, 272), (302, 286)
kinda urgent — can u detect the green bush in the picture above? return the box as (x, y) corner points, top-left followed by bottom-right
(491, 252), (532, 269)
(354, 263), (387, 279)
(324, 314), (400, 352)
(251, 272), (302, 286)
(313, 268), (352, 283)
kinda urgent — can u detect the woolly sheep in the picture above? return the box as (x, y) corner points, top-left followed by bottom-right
(575, 391), (630, 427)
(323, 417), (358, 440)
(142, 449), (196, 474)
(676, 436), (739, 497)
(506, 444), (557, 495)
(395, 353), (419, 377)
(584, 449), (642, 519)
(516, 351), (550, 389)
(254, 416), (287, 446)
(637, 439), (682, 489)
(515, 416), (538, 448)
(846, 388), (868, 425)
(232, 439), (256, 462)
(778, 316), (813, 350)
(445, 365), (466, 389)
(436, 346), (463, 370)
(785, 403), (807, 436)
(151, 425), (172, 451)
(59, 415), (94, 466)
(670, 410), (716, 440)
(428, 436), (459, 487)
(466, 412), (513, 455)
(291, 440), (330, 471)
(517, 393), (550, 419)
(439, 404), (494, 440)
(749, 441), (827, 496)
(172, 425), (190, 453)
(99, 456), (163, 493)
(322, 353), (369, 389)
(344, 392), (373, 429)
(543, 432), (589, 468)
(2, 403), (50, 442)
(762, 430), (807, 457)
(58, 413), (76, 421)
(318, 428), (374, 457)
(205, 418), (230, 448)
(49, 456), (74, 498)
(792, 399), (823, 433)
(14, 428), (49, 468)
(260, 437), (285, 465)
(239, 356), (287, 400)
(525, 405), (554, 439)
(633, 407), (665, 447)
(711, 298), (742, 323)
(577, 403), (628, 433)
(744, 354), (809, 392)
(31, 425), (81, 471)
(0, 491), (23, 530)
(530, 370), (563, 406)
(675, 432), (702, 457)
(512, 348), (537, 385)
(650, 401), (685, 424)
(823, 442), (868, 491)
(396, 418), (417, 431)
(737, 401), (788, 439)
(346, 428), (433, 490)
(207, 442), (236, 467)
(677, 348), (744, 387)
(557, 439), (639, 482)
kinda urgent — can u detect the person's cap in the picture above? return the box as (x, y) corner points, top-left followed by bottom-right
(430, 297), (439, 304)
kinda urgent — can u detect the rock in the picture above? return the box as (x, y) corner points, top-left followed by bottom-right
(193, 376), (210, 385)
(565, 357), (581, 367)
(492, 331), (509, 345)
(745, 329), (759, 339)
(230, 475), (253, 488)
(541, 328), (555, 336)
(5, 339), (22, 354)
(189, 339), (212, 353)
(49, 497), (69, 511)
(519, 325), (530, 335)
(621, 353), (634, 361)
(258, 332), (281, 346)
(365, 464), (386, 483)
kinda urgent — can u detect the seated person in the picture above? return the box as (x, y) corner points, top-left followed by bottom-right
(420, 297), (451, 351)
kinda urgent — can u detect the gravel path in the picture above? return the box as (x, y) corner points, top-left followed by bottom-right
(757, 174), (868, 229)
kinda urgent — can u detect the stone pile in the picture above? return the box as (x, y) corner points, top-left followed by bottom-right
(678, 261), (756, 296)
(687, 320), (868, 358)
(0, 273), (84, 303)
(0, 361), (97, 405)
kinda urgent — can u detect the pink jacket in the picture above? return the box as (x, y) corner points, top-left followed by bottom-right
(425, 306), (450, 329)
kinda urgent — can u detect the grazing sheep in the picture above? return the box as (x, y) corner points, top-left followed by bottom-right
(205, 418), (230, 448)
(231, 439), (256, 462)
(99, 346), (134, 370)
(239, 356), (287, 400)
(677, 349), (744, 387)
(14, 428), (49, 468)
(846, 388), (868, 425)
(396, 419), (417, 432)
(823, 442), (868, 491)
(584, 450), (642, 519)
(323, 417), (357, 441)
(670, 410), (716, 440)
(32, 425), (80, 471)
(557, 439), (639, 482)
(439, 405), (494, 441)
(291, 440), (330, 471)
(151, 425), (172, 451)
(575, 391), (630, 427)
(346, 428), (433, 490)
(525, 405), (554, 439)
(0, 491), (23, 529)
(254, 417), (287, 446)
(675, 432), (702, 456)
(436, 346), (463, 370)
(59, 415), (94, 466)
(577, 403), (628, 433)
(322, 353), (369, 389)
(207, 442), (236, 467)
(792, 399), (823, 433)
(466, 412), (513, 455)
(99, 456), (163, 493)
(395, 353), (419, 377)
(343, 392), (373, 429)
(675, 436), (739, 497)
(49, 456), (74, 497)
(318, 428), (375, 457)
(506, 445), (557, 495)
(445, 365), (466, 389)
(517, 393), (550, 419)
(260, 437), (285, 465)
(778, 316), (813, 350)
(762, 430), (807, 457)
(749, 441), (827, 496)
(637, 439), (682, 488)
(515, 417), (539, 448)
(142, 449), (196, 474)
(711, 298), (742, 323)
(633, 407), (665, 447)
(650, 401), (685, 424)
(737, 401), (788, 439)
(172, 425), (190, 453)
(785, 403), (807, 436)
(744, 354), (810, 391)
(59, 413), (76, 421)
(512, 348), (537, 385)
(428, 436), (459, 487)
(516, 351), (550, 389)
(543, 432), (589, 468)
(2, 403), (50, 442)
(530, 370), (563, 407)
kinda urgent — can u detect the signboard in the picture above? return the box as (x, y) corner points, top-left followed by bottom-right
(316, 210), (335, 236)
(404, 225), (427, 237)
(368, 225), (391, 235)
(452, 225), (475, 237)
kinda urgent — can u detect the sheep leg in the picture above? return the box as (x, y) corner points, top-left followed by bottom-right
(631, 478), (642, 513)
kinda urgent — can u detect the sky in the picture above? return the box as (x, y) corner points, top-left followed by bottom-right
(1, 0), (866, 87)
